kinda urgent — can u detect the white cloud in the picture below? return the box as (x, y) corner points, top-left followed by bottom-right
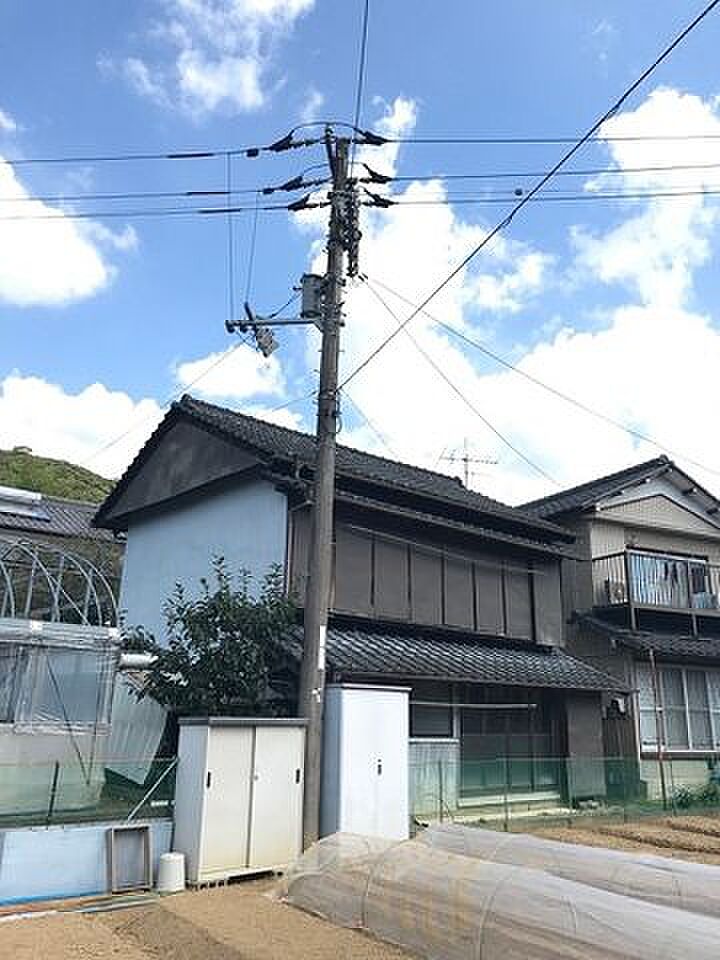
(119, 0), (314, 115)
(299, 87), (324, 124)
(0, 374), (163, 479)
(174, 343), (286, 401)
(0, 108), (17, 134)
(297, 88), (720, 505)
(0, 159), (133, 307)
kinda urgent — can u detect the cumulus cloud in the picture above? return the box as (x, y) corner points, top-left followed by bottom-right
(0, 108), (17, 134)
(299, 87), (324, 124)
(0, 159), (135, 307)
(174, 342), (286, 401)
(298, 88), (720, 505)
(116, 0), (314, 115)
(0, 374), (163, 479)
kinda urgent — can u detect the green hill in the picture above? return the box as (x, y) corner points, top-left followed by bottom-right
(0, 448), (113, 502)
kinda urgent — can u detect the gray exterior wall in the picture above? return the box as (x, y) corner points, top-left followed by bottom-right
(119, 478), (288, 641)
(290, 509), (565, 644)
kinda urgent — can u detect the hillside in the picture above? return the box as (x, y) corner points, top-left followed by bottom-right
(0, 448), (113, 503)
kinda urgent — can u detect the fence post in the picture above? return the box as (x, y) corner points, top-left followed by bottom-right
(438, 760), (444, 823)
(503, 756), (510, 832)
(566, 757), (574, 828)
(46, 761), (60, 827)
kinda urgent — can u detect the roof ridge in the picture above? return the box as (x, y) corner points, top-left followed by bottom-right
(180, 394), (507, 502)
(521, 455), (671, 513)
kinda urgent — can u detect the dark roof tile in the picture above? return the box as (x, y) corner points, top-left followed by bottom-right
(581, 614), (720, 665)
(286, 622), (624, 691)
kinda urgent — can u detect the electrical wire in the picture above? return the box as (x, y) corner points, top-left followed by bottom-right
(360, 279), (559, 485)
(368, 187), (720, 207)
(82, 291), (303, 468)
(245, 191), (261, 303)
(349, 0), (371, 175)
(0, 199), (326, 223)
(387, 160), (720, 185)
(340, 0), (720, 391)
(365, 274), (720, 479)
(385, 132), (720, 145)
(342, 389), (398, 458)
(226, 155), (236, 323)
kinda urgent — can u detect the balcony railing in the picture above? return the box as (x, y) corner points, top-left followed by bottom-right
(592, 550), (720, 613)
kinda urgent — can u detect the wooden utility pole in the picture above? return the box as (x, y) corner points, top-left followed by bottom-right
(299, 130), (353, 849)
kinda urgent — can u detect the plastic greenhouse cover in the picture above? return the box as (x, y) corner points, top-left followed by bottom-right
(277, 833), (720, 960)
(418, 823), (720, 919)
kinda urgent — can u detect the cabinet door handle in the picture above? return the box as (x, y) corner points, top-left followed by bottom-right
(206, 771), (212, 789)
(377, 759), (382, 776)
(295, 768), (301, 784)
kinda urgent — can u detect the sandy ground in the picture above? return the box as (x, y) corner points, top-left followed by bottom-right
(531, 813), (720, 865)
(0, 878), (412, 960)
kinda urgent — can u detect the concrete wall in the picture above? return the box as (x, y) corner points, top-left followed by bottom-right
(119, 479), (288, 642)
(0, 818), (172, 905)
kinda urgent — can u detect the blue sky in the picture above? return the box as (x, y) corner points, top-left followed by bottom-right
(2, 1), (720, 503)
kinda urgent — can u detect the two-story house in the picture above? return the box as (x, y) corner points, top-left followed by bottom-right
(95, 395), (620, 817)
(522, 456), (720, 800)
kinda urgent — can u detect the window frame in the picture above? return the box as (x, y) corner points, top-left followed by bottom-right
(637, 661), (720, 754)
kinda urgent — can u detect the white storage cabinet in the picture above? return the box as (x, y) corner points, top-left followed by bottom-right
(173, 718), (305, 884)
(321, 684), (410, 840)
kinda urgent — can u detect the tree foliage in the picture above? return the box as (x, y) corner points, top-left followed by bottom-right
(125, 559), (298, 717)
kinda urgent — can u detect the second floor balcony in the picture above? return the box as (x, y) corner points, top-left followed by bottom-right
(592, 549), (720, 630)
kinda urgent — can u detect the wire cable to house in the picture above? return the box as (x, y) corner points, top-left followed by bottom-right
(364, 186), (720, 208)
(360, 278), (559, 485)
(365, 274), (720, 479)
(340, 0), (720, 391)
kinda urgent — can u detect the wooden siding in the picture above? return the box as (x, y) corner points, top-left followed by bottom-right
(290, 510), (562, 643)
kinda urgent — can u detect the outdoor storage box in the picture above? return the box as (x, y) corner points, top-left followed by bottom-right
(173, 718), (306, 884)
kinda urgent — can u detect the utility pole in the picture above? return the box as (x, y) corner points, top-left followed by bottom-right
(299, 129), (354, 849)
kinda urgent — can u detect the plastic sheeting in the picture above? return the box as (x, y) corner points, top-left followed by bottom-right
(418, 823), (720, 918)
(277, 833), (720, 960)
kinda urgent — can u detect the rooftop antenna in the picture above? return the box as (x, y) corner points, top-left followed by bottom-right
(442, 438), (498, 488)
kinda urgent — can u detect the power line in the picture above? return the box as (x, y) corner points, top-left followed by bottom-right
(349, 0), (371, 175)
(342, 389), (398, 458)
(361, 279), (559, 485)
(366, 274), (720, 479)
(367, 187), (720, 207)
(82, 291), (303, 468)
(0, 199), (324, 223)
(340, 0), (720, 390)
(386, 132), (720, 145)
(387, 160), (720, 184)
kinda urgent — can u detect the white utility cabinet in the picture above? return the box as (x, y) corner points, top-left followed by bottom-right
(173, 717), (306, 884)
(321, 684), (410, 840)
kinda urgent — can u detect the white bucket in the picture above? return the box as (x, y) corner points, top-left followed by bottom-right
(156, 852), (186, 893)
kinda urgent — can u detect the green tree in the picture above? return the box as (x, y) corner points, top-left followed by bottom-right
(125, 560), (298, 717)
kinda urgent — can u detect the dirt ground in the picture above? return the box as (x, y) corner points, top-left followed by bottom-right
(530, 812), (720, 865)
(5, 815), (720, 958)
(0, 878), (412, 960)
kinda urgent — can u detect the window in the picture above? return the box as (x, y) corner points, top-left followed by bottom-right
(637, 663), (720, 752)
(410, 682), (453, 739)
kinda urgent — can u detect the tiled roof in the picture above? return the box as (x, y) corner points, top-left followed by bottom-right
(286, 622), (624, 691)
(333, 489), (578, 557)
(520, 457), (671, 519)
(176, 395), (570, 541)
(581, 615), (720, 665)
(0, 494), (115, 542)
